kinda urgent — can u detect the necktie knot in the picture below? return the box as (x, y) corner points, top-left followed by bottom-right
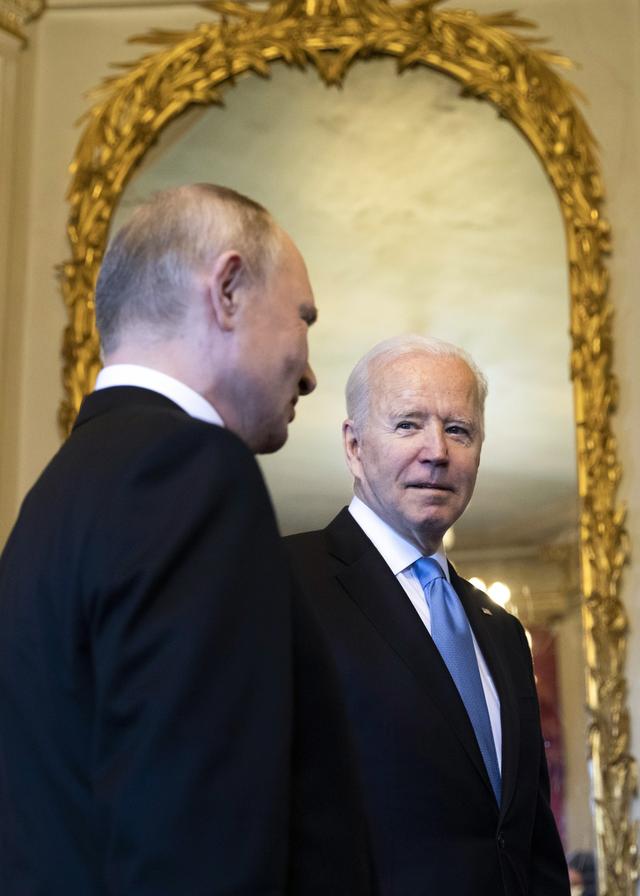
(412, 556), (446, 590)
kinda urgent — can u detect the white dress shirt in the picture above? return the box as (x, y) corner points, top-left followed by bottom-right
(95, 364), (225, 427)
(348, 495), (502, 770)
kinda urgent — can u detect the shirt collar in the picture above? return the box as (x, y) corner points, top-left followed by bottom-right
(95, 364), (224, 427)
(348, 495), (450, 581)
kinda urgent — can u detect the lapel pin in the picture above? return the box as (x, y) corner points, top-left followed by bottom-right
(481, 607), (493, 616)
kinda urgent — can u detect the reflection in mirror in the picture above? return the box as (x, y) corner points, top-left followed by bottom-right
(111, 57), (593, 871)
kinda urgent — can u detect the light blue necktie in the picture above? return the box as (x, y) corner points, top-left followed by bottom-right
(413, 556), (502, 805)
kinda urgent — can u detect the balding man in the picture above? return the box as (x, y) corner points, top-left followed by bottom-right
(286, 335), (570, 896)
(0, 185), (372, 896)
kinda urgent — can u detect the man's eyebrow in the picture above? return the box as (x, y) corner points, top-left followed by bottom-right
(444, 415), (477, 427)
(390, 410), (422, 420)
(300, 304), (317, 325)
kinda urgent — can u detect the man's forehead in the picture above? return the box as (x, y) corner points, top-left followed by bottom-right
(268, 238), (315, 312)
(278, 233), (307, 274)
(372, 351), (469, 385)
(278, 238), (313, 289)
(369, 353), (480, 410)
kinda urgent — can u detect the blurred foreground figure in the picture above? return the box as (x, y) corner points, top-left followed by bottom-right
(0, 185), (372, 896)
(568, 850), (597, 896)
(286, 334), (570, 896)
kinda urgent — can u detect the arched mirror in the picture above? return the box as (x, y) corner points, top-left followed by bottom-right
(112, 48), (591, 865)
(60, 2), (636, 891)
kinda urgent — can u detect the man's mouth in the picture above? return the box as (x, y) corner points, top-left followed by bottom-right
(406, 483), (453, 491)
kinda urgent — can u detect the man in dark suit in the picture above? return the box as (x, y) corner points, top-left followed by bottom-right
(0, 185), (371, 895)
(286, 335), (570, 896)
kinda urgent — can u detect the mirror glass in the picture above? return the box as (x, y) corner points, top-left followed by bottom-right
(111, 57), (594, 873)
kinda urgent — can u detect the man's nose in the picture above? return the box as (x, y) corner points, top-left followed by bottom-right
(418, 424), (448, 463)
(299, 362), (317, 396)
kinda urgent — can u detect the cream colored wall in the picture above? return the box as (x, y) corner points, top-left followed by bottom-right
(0, 3), (202, 543)
(0, 29), (23, 545)
(0, 0), (639, 836)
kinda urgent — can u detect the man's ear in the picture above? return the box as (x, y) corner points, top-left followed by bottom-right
(342, 419), (362, 478)
(206, 250), (245, 332)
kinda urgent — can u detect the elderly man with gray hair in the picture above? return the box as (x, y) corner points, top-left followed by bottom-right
(286, 334), (570, 896)
(0, 185), (373, 896)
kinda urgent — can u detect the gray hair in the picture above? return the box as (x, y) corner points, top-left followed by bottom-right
(346, 334), (488, 436)
(95, 183), (284, 354)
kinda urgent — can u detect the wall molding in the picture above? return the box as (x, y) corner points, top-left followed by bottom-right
(0, 0), (44, 43)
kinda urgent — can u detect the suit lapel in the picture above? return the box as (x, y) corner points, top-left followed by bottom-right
(451, 565), (520, 818)
(325, 510), (497, 803)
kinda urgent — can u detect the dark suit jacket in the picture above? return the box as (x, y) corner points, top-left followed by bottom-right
(286, 508), (570, 896)
(0, 389), (372, 896)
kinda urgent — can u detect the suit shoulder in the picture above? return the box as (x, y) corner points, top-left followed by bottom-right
(462, 574), (533, 653)
(74, 390), (251, 456)
(111, 402), (254, 459)
(78, 404), (257, 480)
(284, 528), (329, 558)
(284, 529), (339, 583)
(284, 528), (326, 548)
(15, 410), (267, 551)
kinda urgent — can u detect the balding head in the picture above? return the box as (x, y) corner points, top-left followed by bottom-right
(94, 184), (317, 454)
(96, 184), (284, 354)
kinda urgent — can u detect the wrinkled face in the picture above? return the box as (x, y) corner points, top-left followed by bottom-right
(344, 352), (483, 554)
(234, 237), (317, 454)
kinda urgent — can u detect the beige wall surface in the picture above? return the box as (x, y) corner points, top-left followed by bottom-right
(0, 0), (639, 834)
(0, 29), (23, 547)
(0, 5), (203, 543)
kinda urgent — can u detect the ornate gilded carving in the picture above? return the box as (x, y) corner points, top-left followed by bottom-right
(59, 1), (636, 891)
(0, 0), (44, 43)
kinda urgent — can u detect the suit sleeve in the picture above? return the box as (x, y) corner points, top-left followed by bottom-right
(86, 424), (291, 896)
(287, 580), (375, 896)
(514, 622), (570, 896)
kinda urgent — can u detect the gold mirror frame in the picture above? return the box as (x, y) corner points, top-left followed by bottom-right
(58, 0), (637, 890)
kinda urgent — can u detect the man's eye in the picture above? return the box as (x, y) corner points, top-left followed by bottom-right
(396, 421), (415, 431)
(447, 425), (470, 437)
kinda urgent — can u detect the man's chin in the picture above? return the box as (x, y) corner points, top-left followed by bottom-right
(407, 508), (457, 543)
(255, 425), (288, 455)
